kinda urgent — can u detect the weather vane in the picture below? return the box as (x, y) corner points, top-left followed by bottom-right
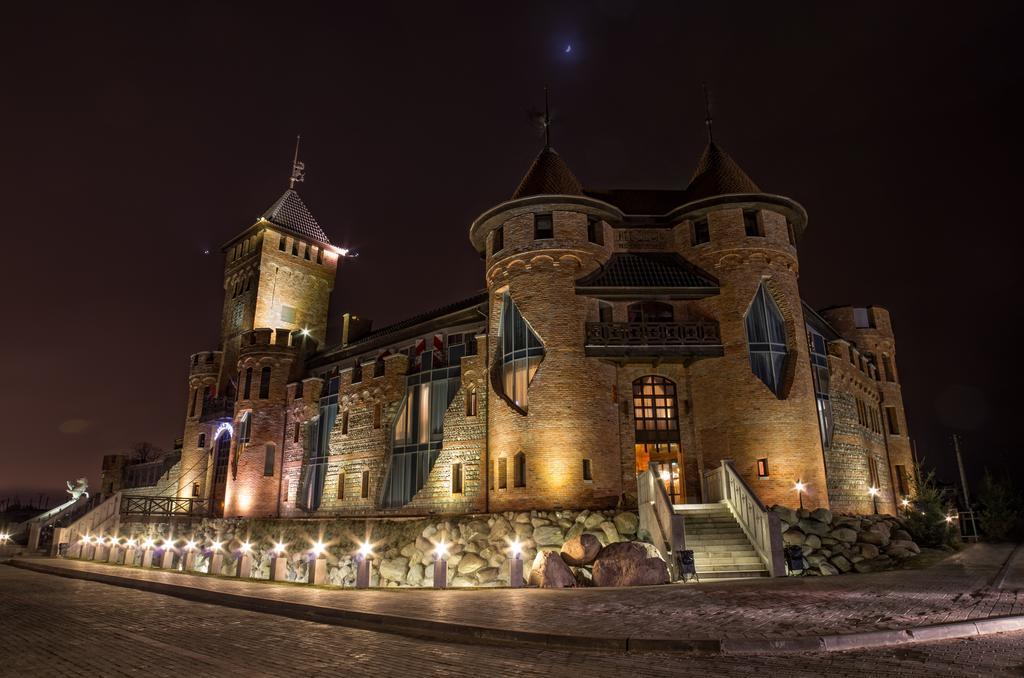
(289, 134), (305, 189)
(702, 82), (714, 144)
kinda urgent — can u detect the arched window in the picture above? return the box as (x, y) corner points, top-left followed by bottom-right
(243, 368), (253, 400)
(628, 302), (674, 323)
(259, 366), (272, 399)
(514, 452), (526, 488)
(498, 293), (544, 413)
(745, 284), (788, 397)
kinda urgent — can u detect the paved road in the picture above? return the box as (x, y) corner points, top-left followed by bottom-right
(2, 566), (1024, 677)
(17, 543), (1024, 643)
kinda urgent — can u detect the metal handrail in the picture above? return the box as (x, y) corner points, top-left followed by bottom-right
(637, 463), (686, 581)
(716, 460), (785, 576)
(120, 495), (210, 517)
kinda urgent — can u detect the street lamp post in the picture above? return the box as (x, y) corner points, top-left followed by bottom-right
(509, 541), (523, 588)
(433, 542), (448, 588)
(794, 481), (806, 510)
(355, 542), (372, 588)
(868, 486), (880, 515)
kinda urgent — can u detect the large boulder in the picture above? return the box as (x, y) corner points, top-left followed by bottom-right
(560, 533), (602, 567)
(591, 542), (669, 587)
(858, 543), (880, 559)
(489, 516), (513, 540)
(528, 551), (576, 588)
(858, 530), (890, 547)
(583, 513), (606, 529)
(379, 557), (409, 582)
(818, 562), (839, 576)
(771, 505), (798, 526)
(798, 518), (831, 536)
(804, 534), (822, 550)
(893, 528), (913, 542)
(533, 525), (565, 546)
(613, 512), (639, 536)
(811, 508), (833, 524)
(830, 555), (852, 573)
(457, 552), (487, 575)
(830, 527), (858, 543)
(783, 529), (806, 546)
(406, 562), (424, 586)
(599, 521), (622, 544)
(888, 539), (920, 554)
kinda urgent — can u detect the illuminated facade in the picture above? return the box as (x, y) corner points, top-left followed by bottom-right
(104, 136), (915, 518)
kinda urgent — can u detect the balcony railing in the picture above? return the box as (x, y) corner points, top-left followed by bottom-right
(585, 320), (722, 358)
(121, 495), (210, 518)
(199, 396), (234, 423)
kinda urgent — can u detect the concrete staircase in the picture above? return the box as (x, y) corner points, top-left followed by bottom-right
(674, 502), (768, 579)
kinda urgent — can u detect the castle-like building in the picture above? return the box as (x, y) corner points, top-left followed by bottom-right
(101, 133), (915, 519)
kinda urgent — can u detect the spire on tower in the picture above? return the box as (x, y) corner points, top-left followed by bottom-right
(702, 82), (714, 144)
(544, 86), (551, 149)
(289, 135), (305, 189)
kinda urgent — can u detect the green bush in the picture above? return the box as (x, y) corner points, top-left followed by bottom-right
(903, 464), (959, 548)
(977, 471), (1022, 542)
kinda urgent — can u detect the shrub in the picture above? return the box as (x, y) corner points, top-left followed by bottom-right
(902, 463), (958, 548)
(977, 471), (1022, 542)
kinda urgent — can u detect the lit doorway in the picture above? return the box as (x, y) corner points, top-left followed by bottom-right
(632, 376), (684, 503)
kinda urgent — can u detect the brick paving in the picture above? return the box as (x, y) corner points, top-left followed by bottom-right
(1, 565), (1024, 677)
(13, 543), (1024, 643)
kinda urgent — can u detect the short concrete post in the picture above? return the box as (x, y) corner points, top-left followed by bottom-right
(237, 552), (253, 579)
(308, 555), (327, 585)
(107, 544), (121, 565)
(141, 548), (154, 568)
(209, 551), (224, 575)
(433, 557), (448, 588)
(68, 540), (83, 559)
(270, 555), (288, 581)
(160, 548), (175, 569)
(124, 546), (137, 566)
(27, 524), (42, 552)
(356, 555), (371, 588)
(184, 550), (197, 572)
(509, 555), (523, 588)
(93, 543), (108, 562)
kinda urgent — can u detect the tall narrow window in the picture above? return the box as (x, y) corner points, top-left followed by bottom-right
(294, 422), (300, 443)
(351, 361), (363, 384)
(243, 368), (252, 400)
(188, 388), (198, 417)
(466, 388), (477, 417)
(303, 244), (310, 260)
(598, 301), (613, 323)
(451, 463), (463, 494)
(882, 355), (895, 382)
(291, 240), (299, 256)
(534, 213), (553, 239)
(263, 444), (276, 476)
(587, 217), (604, 245)
(279, 235), (287, 251)
(895, 465), (909, 496)
(806, 325), (833, 448)
(238, 411), (251, 443)
(743, 209), (763, 236)
(341, 410), (349, 435)
(514, 452), (526, 488)
(316, 247), (323, 264)
(373, 403), (382, 429)
(295, 381), (304, 399)
(361, 470), (369, 499)
(757, 458), (769, 479)
(691, 218), (710, 245)
(192, 482), (200, 497)
(259, 366), (271, 399)
(886, 407), (900, 435)
(868, 456), (880, 489)
(498, 293), (544, 413)
(198, 433), (206, 448)
(582, 458), (593, 482)
(787, 220), (796, 246)
(337, 472), (346, 500)
(745, 284), (789, 397)
(498, 457), (508, 489)
(492, 226), (504, 254)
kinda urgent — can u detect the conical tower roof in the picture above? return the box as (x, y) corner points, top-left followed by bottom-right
(511, 147), (584, 200)
(685, 141), (760, 201)
(261, 188), (331, 245)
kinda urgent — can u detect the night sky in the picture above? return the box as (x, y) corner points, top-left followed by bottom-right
(2, 2), (1020, 501)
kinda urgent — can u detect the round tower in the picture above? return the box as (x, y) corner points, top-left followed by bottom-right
(222, 327), (317, 517)
(176, 351), (224, 500)
(469, 145), (622, 511)
(678, 142), (829, 509)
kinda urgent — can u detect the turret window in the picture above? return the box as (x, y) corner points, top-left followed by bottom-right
(238, 411), (251, 443)
(492, 226), (504, 254)
(691, 218), (710, 245)
(243, 368), (252, 400)
(534, 213), (553, 239)
(745, 284), (789, 397)
(743, 210), (764, 237)
(291, 240), (299, 256)
(279, 235), (287, 251)
(259, 366), (271, 399)
(587, 217), (604, 245)
(514, 452), (526, 488)
(197, 433), (206, 448)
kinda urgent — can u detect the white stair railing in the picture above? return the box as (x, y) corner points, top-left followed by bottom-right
(637, 464), (686, 580)
(716, 460), (785, 577)
(56, 492), (122, 557)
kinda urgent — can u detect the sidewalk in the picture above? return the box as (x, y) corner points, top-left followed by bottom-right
(8, 543), (1023, 653)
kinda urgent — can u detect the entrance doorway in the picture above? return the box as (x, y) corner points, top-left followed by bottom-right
(211, 429), (231, 517)
(632, 375), (684, 503)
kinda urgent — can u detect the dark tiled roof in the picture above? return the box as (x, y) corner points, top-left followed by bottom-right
(511, 147), (584, 200)
(685, 141), (760, 201)
(348, 292), (488, 345)
(262, 189), (331, 245)
(576, 252), (718, 289)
